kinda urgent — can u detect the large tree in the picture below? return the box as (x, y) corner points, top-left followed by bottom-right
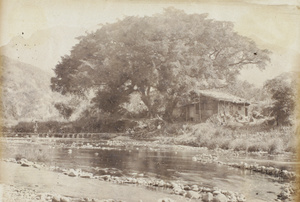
(264, 72), (297, 125)
(51, 8), (271, 121)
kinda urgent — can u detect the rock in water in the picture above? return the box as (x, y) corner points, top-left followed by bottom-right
(60, 196), (70, 202)
(237, 194), (246, 202)
(80, 172), (92, 178)
(213, 193), (228, 202)
(203, 192), (214, 202)
(68, 169), (78, 177)
(191, 185), (199, 191)
(157, 198), (175, 202)
(186, 191), (201, 199)
(52, 195), (60, 202)
(21, 160), (33, 167)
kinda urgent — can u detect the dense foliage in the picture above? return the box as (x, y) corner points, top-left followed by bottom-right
(51, 8), (270, 122)
(54, 103), (74, 120)
(264, 73), (297, 125)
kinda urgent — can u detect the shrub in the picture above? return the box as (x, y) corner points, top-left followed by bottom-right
(219, 139), (231, 150)
(231, 139), (248, 151)
(165, 124), (183, 136)
(247, 144), (261, 152)
(268, 139), (284, 154)
(207, 140), (218, 150)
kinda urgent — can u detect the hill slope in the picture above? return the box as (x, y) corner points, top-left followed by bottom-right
(1, 55), (63, 126)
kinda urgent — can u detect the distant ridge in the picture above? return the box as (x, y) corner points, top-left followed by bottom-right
(1, 55), (62, 126)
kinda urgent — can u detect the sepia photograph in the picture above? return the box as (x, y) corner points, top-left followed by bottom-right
(0, 0), (299, 201)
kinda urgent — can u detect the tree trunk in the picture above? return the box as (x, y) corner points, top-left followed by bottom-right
(163, 98), (178, 123)
(140, 93), (155, 118)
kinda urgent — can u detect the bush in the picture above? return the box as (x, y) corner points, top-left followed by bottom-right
(219, 139), (231, 150)
(231, 139), (248, 151)
(268, 139), (284, 154)
(247, 142), (267, 152)
(164, 124), (183, 136)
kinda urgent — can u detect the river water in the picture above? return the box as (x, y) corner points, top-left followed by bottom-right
(48, 139), (294, 202)
(4, 138), (296, 201)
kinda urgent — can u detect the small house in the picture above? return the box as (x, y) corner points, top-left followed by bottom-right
(174, 90), (250, 123)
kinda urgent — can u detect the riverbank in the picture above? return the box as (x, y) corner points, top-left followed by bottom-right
(2, 156), (253, 202)
(0, 161), (184, 202)
(133, 122), (298, 155)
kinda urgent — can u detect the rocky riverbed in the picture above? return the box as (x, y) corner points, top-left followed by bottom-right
(0, 160), (186, 202)
(1, 158), (247, 202)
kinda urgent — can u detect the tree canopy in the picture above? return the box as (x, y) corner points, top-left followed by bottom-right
(264, 72), (297, 125)
(51, 8), (271, 121)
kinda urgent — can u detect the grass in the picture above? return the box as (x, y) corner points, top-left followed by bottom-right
(155, 122), (297, 154)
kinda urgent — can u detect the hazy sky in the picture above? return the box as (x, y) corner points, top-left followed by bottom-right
(1, 0), (300, 87)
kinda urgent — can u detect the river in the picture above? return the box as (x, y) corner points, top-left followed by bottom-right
(4, 138), (296, 201)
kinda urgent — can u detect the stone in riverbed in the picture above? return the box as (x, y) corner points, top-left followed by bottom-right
(184, 185), (191, 190)
(21, 159), (33, 167)
(227, 195), (237, 202)
(236, 194), (246, 202)
(60, 196), (70, 202)
(213, 191), (221, 196)
(158, 180), (165, 187)
(202, 187), (212, 192)
(213, 193), (228, 202)
(99, 175), (111, 181)
(173, 187), (186, 196)
(203, 192), (214, 202)
(80, 172), (93, 178)
(191, 185), (199, 191)
(186, 191), (201, 199)
(157, 198), (175, 202)
(52, 195), (61, 202)
(68, 169), (78, 177)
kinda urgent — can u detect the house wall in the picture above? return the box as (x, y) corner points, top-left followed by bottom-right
(200, 97), (218, 121)
(181, 96), (249, 122)
(184, 96), (218, 122)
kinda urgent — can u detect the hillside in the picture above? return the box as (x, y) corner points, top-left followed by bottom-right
(1, 55), (63, 126)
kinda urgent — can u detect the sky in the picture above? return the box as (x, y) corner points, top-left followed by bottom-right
(1, 0), (300, 87)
